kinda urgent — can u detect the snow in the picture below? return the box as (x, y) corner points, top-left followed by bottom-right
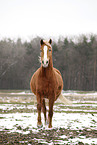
(0, 91), (97, 144)
(11, 92), (32, 95)
(53, 113), (97, 130)
(68, 138), (97, 144)
(0, 113), (37, 133)
(0, 111), (97, 133)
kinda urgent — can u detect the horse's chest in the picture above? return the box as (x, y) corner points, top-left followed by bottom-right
(37, 78), (56, 97)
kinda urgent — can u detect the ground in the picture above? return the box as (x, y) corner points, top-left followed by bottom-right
(0, 90), (97, 144)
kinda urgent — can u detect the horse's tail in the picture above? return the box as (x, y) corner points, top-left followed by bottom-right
(58, 93), (72, 105)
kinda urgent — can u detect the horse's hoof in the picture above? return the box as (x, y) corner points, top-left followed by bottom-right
(48, 125), (52, 128)
(37, 124), (43, 128)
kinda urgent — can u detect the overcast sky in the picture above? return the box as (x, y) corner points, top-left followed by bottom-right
(0, 0), (97, 40)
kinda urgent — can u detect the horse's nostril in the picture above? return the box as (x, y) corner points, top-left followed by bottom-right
(46, 61), (48, 64)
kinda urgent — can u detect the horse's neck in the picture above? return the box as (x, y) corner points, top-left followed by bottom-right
(41, 58), (54, 77)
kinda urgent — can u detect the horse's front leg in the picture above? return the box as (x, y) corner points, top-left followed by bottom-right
(37, 95), (43, 128)
(42, 99), (47, 125)
(48, 98), (54, 128)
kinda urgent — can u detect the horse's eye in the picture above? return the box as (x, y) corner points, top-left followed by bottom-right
(49, 49), (51, 52)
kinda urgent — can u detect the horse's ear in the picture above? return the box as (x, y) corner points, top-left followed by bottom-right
(40, 39), (44, 45)
(49, 39), (52, 44)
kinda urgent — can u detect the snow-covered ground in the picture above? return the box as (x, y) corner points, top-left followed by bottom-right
(0, 90), (97, 144)
(0, 104), (97, 131)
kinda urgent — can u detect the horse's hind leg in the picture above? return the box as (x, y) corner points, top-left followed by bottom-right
(42, 99), (47, 125)
(37, 95), (43, 128)
(48, 99), (54, 128)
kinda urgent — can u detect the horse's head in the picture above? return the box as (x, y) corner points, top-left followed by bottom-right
(40, 39), (52, 68)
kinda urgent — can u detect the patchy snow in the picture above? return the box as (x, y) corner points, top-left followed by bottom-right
(0, 113), (37, 133)
(53, 113), (97, 130)
(0, 104), (36, 111)
(68, 137), (97, 144)
(0, 91), (97, 144)
(0, 112), (97, 133)
(11, 92), (33, 95)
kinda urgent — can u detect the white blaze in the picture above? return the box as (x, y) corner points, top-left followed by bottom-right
(42, 45), (49, 67)
(44, 46), (48, 64)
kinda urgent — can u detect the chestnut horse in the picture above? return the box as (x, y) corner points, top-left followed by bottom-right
(30, 39), (71, 128)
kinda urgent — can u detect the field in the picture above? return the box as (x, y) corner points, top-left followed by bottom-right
(0, 90), (97, 144)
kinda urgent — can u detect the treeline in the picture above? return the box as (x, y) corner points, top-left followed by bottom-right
(0, 35), (97, 90)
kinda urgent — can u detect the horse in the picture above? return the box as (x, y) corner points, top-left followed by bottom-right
(30, 39), (71, 128)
